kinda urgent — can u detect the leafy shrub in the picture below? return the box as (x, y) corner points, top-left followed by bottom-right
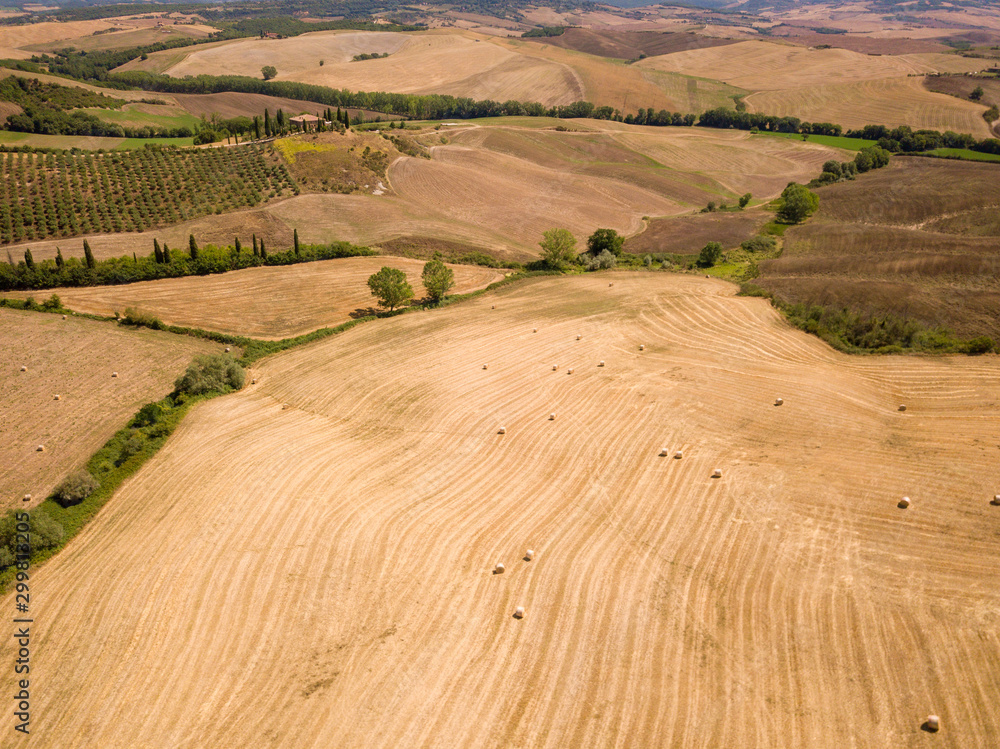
(54, 470), (100, 508)
(0, 507), (64, 569)
(697, 241), (724, 267)
(174, 354), (245, 396)
(741, 236), (777, 253)
(586, 249), (617, 271)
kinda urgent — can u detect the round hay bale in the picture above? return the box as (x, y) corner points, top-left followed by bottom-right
(251, 378), (257, 385)
(112, 371), (118, 378)
(659, 447), (669, 457)
(549, 413), (555, 420)
(576, 334), (582, 340)
(674, 451), (683, 459)
(567, 368), (574, 374)
(494, 562), (505, 574)
(19, 366), (26, 372)
(898, 404), (907, 412)
(552, 365), (558, 371)
(991, 495), (1000, 506)
(774, 397), (783, 406)
(23, 494), (30, 502)
(639, 344), (645, 351)
(711, 468), (722, 478)
(498, 426), (506, 435)
(898, 496), (910, 509)
(225, 346), (231, 353)
(491, 305), (495, 309)
(482, 364), (488, 370)
(61, 315), (67, 320)
(598, 361), (605, 367)
(513, 606), (525, 619)
(925, 715), (939, 732)
(525, 549), (534, 561)
(53, 394), (61, 401)
(35, 445), (44, 452)
(533, 328), (537, 333)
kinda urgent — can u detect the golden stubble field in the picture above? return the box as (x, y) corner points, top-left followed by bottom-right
(0, 308), (219, 510)
(2, 273), (997, 747)
(17, 257), (505, 339)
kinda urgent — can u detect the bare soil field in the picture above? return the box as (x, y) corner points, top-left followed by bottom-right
(0, 308), (218, 510)
(7, 122), (848, 263)
(766, 27), (951, 55)
(625, 210), (766, 256)
(924, 74), (1000, 120)
(757, 157), (1000, 340)
(3, 273), (997, 747)
(13, 257), (504, 339)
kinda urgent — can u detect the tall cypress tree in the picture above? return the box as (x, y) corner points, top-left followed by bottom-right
(235, 237), (242, 254)
(23, 248), (34, 270)
(55, 247), (64, 269)
(252, 234), (259, 257)
(162, 243), (171, 263)
(264, 109), (272, 138)
(153, 238), (162, 264)
(293, 228), (300, 255)
(189, 234), (198, 261)
(83, 239), (95, 269)
(260, 239), (267, 260)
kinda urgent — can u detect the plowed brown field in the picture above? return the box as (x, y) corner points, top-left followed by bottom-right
(0, 308), (218, 509)
(3, 274), (998, 747)
(19, 257), (504, 339)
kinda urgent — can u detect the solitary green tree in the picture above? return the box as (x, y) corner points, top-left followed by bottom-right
(697, 241), (723, 267)
(55, 247), (64, 269)
(367, 266), (414, 311)
(293, 228), (300, 255)
(739, 192), (752, 209)
(261, 65), (277, 81)
(539, 228), (578, 269)
(23, 248), (34, 270)
(189, 234), (199, 261)
(970, 85), (985, 102)
(234, 237), (242, 254)
(83, 239), (95, 269)
(587, 228), (623, 257)
(422, 260), (455, 303)
(776, 183), (819, 224)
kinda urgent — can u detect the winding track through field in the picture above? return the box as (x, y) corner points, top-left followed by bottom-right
(2, 274), (998, 747)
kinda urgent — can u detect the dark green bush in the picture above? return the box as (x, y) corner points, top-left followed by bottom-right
(54, 470), (100, 508)
(174, 354), (245, 396)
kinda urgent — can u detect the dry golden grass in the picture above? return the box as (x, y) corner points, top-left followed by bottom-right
(0, 19), (115, 59)
(165, 30), (584, 107)
(637, 40), (985, 91)
(20, 257), (504, 339)
(747, 77), (995, 138)
(0, 308), (218, 510)
(3, 273), (998, 746)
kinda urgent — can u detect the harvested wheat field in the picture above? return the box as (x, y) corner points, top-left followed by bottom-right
(637, 41), (984, 91)
(3, 273), (998, 747)
(0, 308), (218, 510)
(747, 77), (995, 138)
(25, 257), (504, 339)
(163, 30), (584, 107)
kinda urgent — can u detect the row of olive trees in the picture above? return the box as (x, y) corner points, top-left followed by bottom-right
(366, 260), (455, 311)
